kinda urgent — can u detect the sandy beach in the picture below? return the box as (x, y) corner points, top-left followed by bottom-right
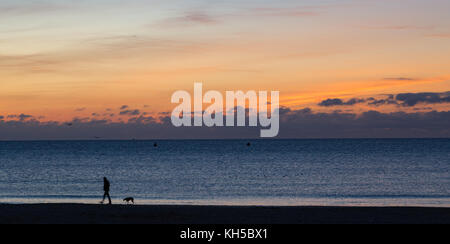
(0, 204), (449, 224)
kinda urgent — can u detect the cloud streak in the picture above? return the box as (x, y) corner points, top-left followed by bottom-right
(318, 91), (450, 108)
(0, 2), (68, 15)
(120, 110), (141, 116)
(396, 92), (450, 107)
(250, 7), (318, 17)
(158, 11), (219, 28)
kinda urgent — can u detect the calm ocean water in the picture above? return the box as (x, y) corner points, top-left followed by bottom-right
(0, 139), (449, 206)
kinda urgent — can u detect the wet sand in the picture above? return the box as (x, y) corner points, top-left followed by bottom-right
(0, 204), (449, 224)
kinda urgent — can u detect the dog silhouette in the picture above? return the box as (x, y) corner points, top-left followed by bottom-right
(123, 197), (135, 204)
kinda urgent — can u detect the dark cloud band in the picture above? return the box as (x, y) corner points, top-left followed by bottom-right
(1, 109), (449, 140)
(318, 91), (450, 107)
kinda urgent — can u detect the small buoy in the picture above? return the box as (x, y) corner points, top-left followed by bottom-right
(154, 143), (158, 147)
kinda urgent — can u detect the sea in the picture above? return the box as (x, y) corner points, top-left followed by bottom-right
(0, 139), (449, 207)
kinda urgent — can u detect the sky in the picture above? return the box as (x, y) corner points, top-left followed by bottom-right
(0, 0), (449, 139)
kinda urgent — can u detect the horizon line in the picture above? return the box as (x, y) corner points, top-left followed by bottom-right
(0, 137), (449, 142)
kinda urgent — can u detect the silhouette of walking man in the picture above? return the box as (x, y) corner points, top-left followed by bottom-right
(101, 177), (112, 205)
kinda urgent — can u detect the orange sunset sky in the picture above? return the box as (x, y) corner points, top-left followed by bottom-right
(1, 0), (450, 123)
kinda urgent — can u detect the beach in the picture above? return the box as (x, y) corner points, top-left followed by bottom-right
(0, 204), (449, 224)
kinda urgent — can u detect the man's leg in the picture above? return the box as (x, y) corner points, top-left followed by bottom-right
(107, 192), (112, 204)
